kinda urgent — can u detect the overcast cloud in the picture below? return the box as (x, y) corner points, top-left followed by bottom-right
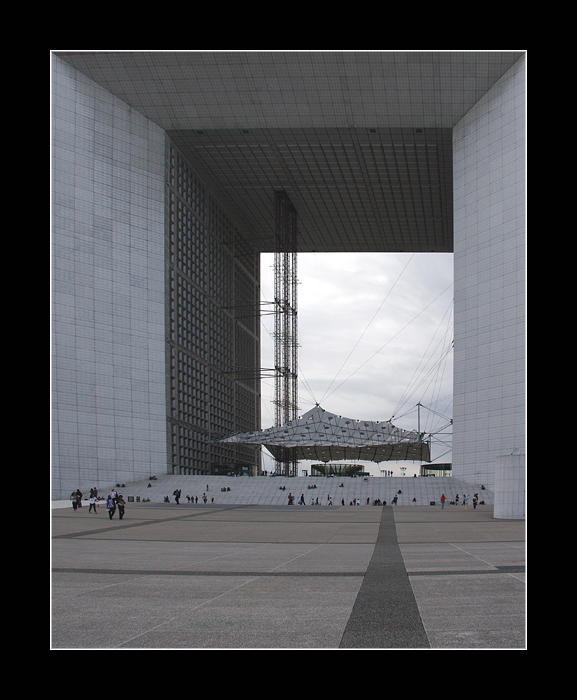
(259, 252), (454, 475)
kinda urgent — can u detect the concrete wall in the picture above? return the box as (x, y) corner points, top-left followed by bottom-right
(452, 56), (526, 490)
(51, 56), (168, 498)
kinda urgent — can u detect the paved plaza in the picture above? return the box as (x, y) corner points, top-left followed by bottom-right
(51, 497), (525, 649)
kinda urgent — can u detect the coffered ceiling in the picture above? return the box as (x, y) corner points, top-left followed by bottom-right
(55, 51), (523, 253)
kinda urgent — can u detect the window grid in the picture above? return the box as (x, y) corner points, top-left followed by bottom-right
(166, 142), (260, 475)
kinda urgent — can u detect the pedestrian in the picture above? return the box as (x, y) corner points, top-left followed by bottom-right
(288, 493), (293, 505)
(70, 491), (78, 511)
(75, 489), (83, 507)
(440, 494), (446, 509)
(300, 493), (305, 505)
(473, 494), (478, 509)
(464, 495), (469, 511)
(88, 495), (97, 514)
(117, 495), (126, 520)
(106, 496), (116, 519)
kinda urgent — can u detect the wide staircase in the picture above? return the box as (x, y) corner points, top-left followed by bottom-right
(113, 475), (493, 507)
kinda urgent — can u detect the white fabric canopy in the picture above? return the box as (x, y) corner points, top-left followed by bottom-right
(219, 405), (430, 463)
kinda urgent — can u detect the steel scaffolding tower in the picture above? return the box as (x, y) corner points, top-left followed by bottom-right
(273, 192), (299, 477)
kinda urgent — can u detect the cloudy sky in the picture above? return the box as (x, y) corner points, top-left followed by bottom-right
(259, 252), (454, 476)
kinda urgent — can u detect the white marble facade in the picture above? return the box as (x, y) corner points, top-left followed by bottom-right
(452, 56), (525, 502)
(52, 57), (167, 498)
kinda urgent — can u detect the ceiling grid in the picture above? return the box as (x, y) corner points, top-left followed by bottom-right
(55, 51), (523, 254)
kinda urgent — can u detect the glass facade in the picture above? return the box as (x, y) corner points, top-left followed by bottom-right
(166, 141), (261, 475)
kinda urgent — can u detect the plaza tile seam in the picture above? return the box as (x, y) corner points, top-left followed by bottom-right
(51, 568), (366, 577)
(52, 567), (524, 577)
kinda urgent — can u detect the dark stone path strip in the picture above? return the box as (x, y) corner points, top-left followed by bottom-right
(339, 506), (430, 649)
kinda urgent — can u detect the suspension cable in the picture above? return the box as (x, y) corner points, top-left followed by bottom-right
(321, 281), (453, 405)
(319, 255), (415, 403)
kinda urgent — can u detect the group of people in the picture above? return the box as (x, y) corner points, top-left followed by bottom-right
(105, 488), (126, 519)
(288, 493), (334, 506)
(70, 489), (84, 511)
(283, 489), (485, 509)
(70, 486), (102, 512)
(440, 493), (483, 509)
(70, 483), (486, 513)
(164, 491), (212, 504)
(70, 486), (126, 519)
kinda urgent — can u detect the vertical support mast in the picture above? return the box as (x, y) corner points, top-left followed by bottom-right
(274, 191), (298, 477)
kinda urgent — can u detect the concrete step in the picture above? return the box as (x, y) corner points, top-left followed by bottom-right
(104, 475), (493, 508)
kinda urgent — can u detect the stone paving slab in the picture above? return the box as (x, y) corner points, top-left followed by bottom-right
(393, 506), (526, 648)
(51, 502), (526, 649)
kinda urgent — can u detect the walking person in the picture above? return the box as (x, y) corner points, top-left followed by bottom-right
(70, 491), (79, 511)
(464, 495), (469, 511)
(88, 495), (97, 514)
(440, 494), (446, 509)
(106, 496), (116, 519)
(117, 495), (126, 520)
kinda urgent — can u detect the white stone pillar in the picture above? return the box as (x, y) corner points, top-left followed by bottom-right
(494, 453), (525, 519)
